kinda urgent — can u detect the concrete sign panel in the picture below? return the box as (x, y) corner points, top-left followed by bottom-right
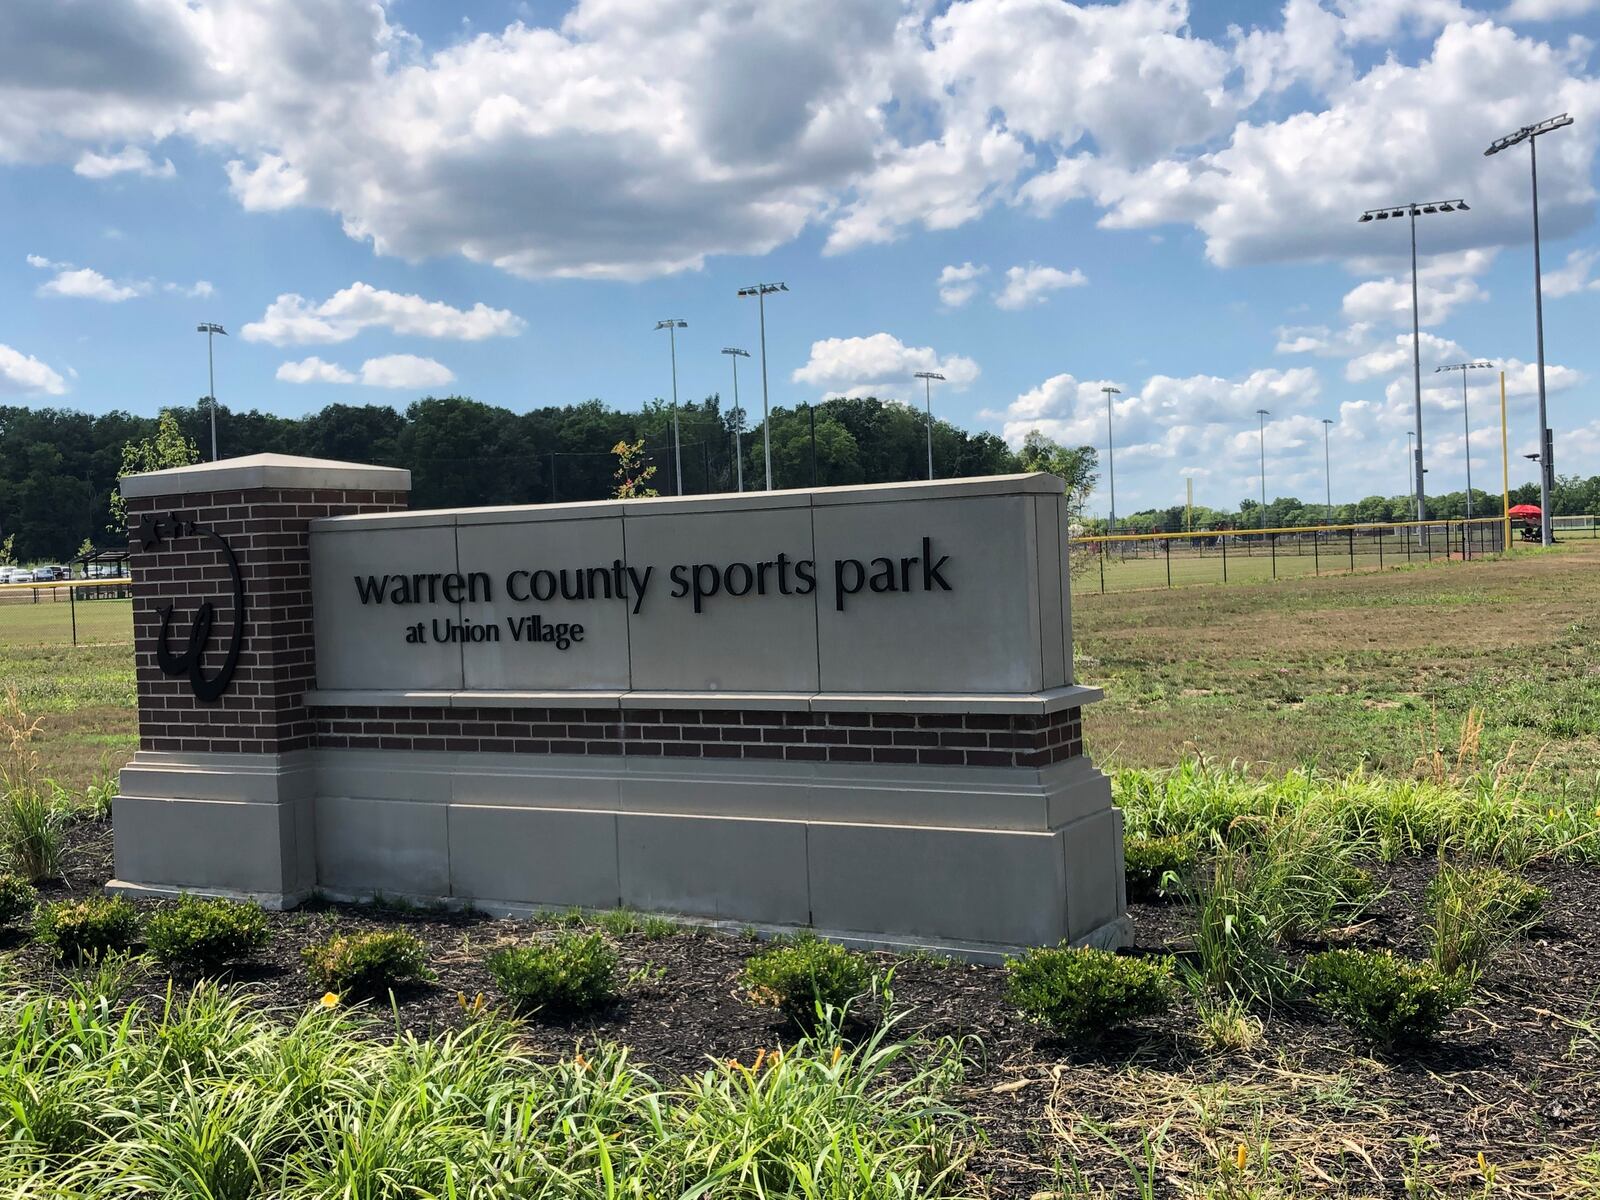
(110, 455), (1125, 961)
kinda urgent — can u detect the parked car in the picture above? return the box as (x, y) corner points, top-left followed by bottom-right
(31, 567), (55, 582)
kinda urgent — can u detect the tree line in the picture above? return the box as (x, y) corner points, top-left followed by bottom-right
(0, 395), (1091, 563)
(1104, 477), (1600, 536)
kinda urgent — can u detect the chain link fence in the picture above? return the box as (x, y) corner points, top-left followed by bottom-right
(0, 580), (133, 646)
(1073, 518), (1528, 595)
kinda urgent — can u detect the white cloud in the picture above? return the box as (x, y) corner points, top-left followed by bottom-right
(276, 356), (356, 384)
(993, 263), (1087, 310)
(0, 343), (67, 396)
(1, 1), (1597, 285)
(36, 265), (146, 302)
(937, 262), (986, 308)
(242, 283), (524, 345)
(1545, 247), (1600, 296)
(73, 145), (174, 179)
(1345, 331), (1469, 382)
(1501, 0), (1599, 19)
(792, 333), (979, 399)
(1340, 250), (1496, 327)
(276, 352), (456, 389)
(358, 354), (455, 389)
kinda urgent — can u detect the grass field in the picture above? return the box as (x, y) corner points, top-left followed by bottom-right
(1076, 540), (1600, 796)
(4, 546), (1598, 797)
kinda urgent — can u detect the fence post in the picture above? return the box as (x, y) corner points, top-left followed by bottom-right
(69, 580), (78, 647)
(1099, 540), (1105, 594)
(1377, 528), (1384, 569)
(1348, 527), (1355, 572)
(1165, 538), (1172, 588)
(1270, 532), (1277, 580)
(1313, 532), (1319, 575)
(1221, 535), (1228, 583)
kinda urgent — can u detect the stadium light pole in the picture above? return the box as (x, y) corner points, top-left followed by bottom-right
(721, 347), (751, 492)
(1486, 114), (1572, 546)
(1358, 198), (1469, 535)
(196, 323), (227, 461)
(1255, 408), (1270, 529)
(914, 371), (945, 480)
(1435, 361), (1493, 519)
(1101, 386), (1121, 535)
(653, 319), (688, 495)
(1407, 431), (1415, 499)
(1321, 418), (1334, 524)
(737, 282), (787, 490)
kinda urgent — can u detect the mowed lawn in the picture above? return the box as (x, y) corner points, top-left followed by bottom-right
(4, 545), (1599, 796)
(1075, 540), (1600, 792)
(0, 598), (135, 792)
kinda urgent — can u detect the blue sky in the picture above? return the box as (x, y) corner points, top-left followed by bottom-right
(2, 0), (1598, 517)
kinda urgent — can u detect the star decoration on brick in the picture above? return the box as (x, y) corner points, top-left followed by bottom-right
(136, 512), (163, 550)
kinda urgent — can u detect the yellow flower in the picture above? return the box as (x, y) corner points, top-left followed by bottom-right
(319, 992), (340, 1008)
(1236, 1142), (1248, 1170)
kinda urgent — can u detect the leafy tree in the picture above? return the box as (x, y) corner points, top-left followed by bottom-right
(1018, 431), (1098, 521)
(107, 410), (199, 535)
(612, 439), (659, 498)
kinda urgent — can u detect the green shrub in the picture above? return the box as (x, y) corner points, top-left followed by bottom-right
(0, 874), (38, 924)
(1426, 863), (1549, 977)
(1124, 834), (1196, 901)
(145, 896), (270, 969)
(36, 896), (139, 962)
(1305, 948), (1466, 1046)
(1005, 947), (1173, 1039)
(301, 930), (433, 997)
(743, 936), (872, 1024)
(487, 931), (618, 1014)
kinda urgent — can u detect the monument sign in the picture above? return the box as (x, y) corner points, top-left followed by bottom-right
(113, 454), (1127, 958)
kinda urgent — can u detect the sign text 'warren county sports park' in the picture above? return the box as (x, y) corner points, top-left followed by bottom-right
(353, 536), (952, 648)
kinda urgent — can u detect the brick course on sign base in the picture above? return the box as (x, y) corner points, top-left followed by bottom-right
(309, 704), (1084, 769)
(126, 487), (408, 755)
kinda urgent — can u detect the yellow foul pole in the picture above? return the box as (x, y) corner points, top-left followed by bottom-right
(1500, 370), (1510, 550)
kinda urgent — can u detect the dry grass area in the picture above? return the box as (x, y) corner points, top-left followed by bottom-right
(1075, 542), (1600, 790)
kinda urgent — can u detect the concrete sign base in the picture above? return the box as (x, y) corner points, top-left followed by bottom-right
(112, 454), (1127, 960)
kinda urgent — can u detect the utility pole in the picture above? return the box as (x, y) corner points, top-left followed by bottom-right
(196, 323), (227, 461)
(1255, 409), (1270, 529)
(1435, 361), (1493, 520)
(1359, 198), (1469, 536)
(1486, 114), (1573, 546)
(1321, 418), (1334, 524)
(721, 347), (750, 492)
(914, 371), (945, 480)
(736, 282), (788, 490)
(1102, 386), (1121, 534)
(654, 319), (688, 495)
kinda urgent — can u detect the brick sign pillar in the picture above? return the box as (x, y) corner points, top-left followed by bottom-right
(113, 455), (410, 905)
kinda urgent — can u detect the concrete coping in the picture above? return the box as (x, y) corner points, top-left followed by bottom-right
(300, 684), (1103, 715)
(308, 471), (1064, 531)
(121, 453), (412, 500)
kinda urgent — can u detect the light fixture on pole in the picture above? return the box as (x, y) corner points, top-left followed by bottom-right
(913, 371), (945, 480)
(721, 347), (750, 493)
(196, 323), (227, 462)
(1486, 113), (1572, 547)
(653, 319), (688, 495)
(1321, 418), (1334, 524)
(1102, 386), (1121, 535)
(1255, 409), (1270, 529)
(1435, 361), (1493, 520)
(736, 282), (788, 490)
(1358, 198), (1469, 535)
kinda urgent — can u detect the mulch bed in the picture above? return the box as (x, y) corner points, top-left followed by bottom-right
(17, 820), (1600, 1197)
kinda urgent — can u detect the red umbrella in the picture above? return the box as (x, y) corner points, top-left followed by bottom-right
(1507, 504), (1543, 518)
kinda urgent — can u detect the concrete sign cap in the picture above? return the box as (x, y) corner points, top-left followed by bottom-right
(120, 453), (412, 499)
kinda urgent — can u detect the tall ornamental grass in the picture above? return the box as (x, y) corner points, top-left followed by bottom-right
(0, 975), (977, 1198)
(1118, 757), (1600, 866)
